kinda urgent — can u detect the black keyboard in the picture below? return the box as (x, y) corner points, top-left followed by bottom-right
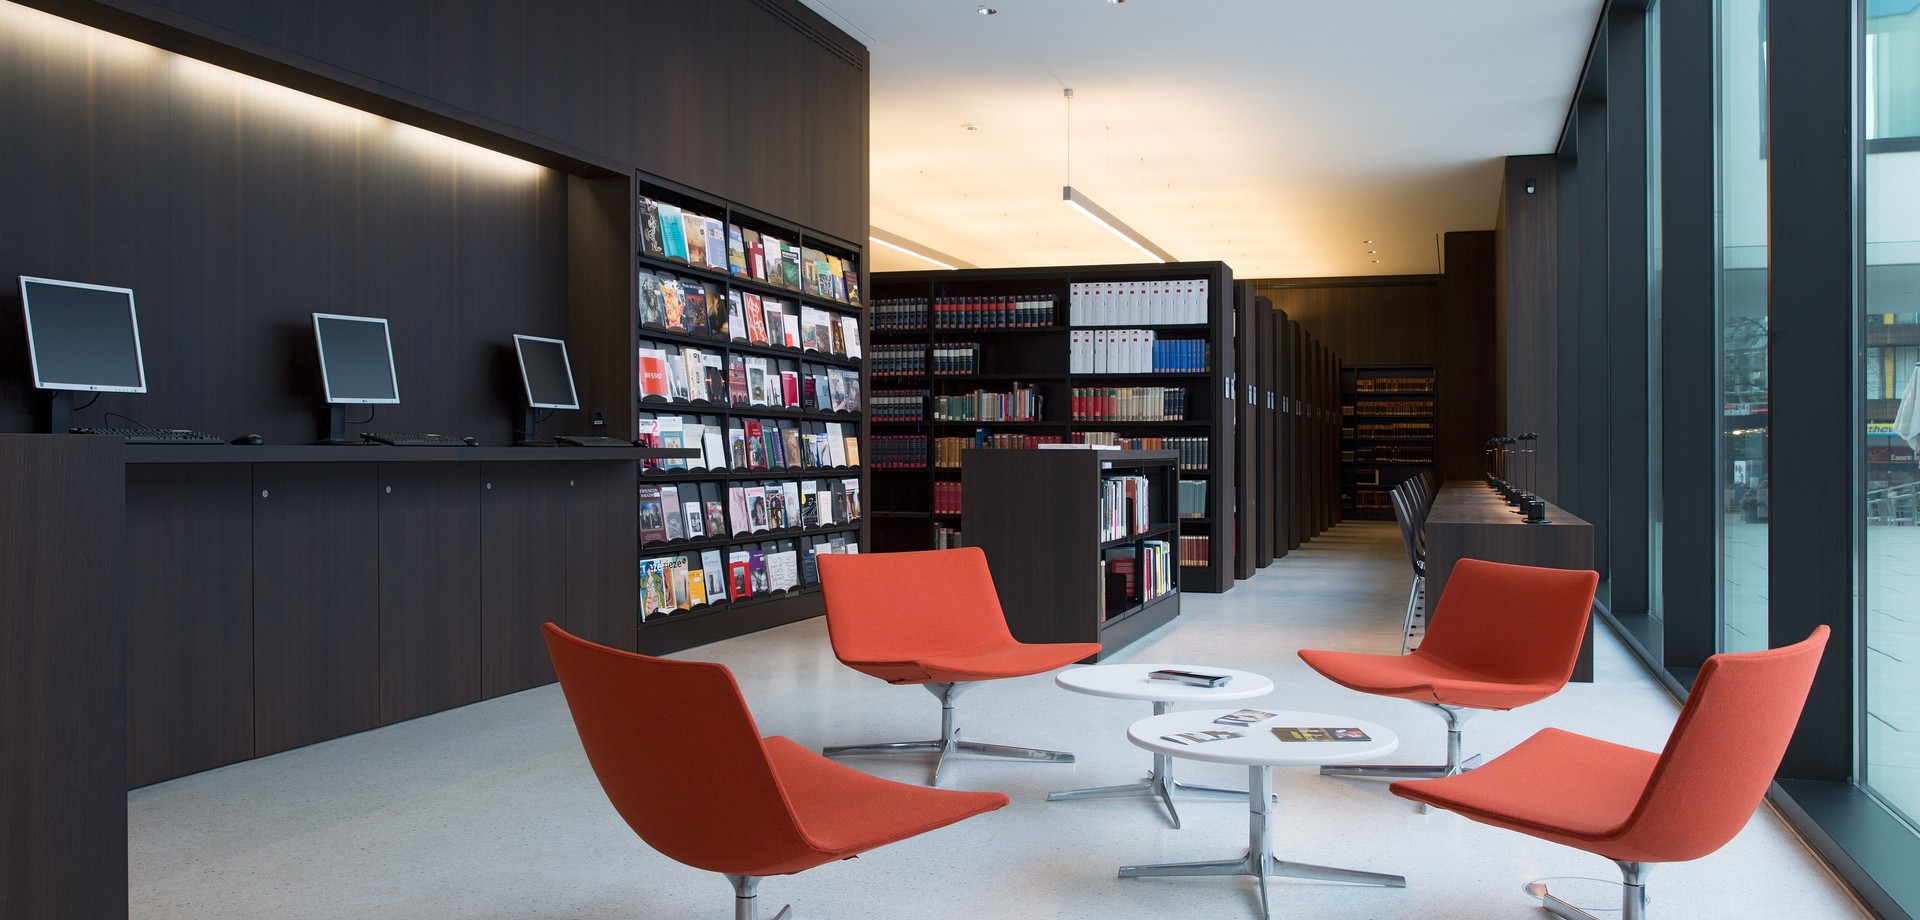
(72, 426), (225, 445)
(362, 432), (469, 446)
(554, 435), (635, 448)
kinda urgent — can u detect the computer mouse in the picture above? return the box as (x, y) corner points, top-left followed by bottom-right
(462, 437), (479, 446)
(231, 434), (264, 445)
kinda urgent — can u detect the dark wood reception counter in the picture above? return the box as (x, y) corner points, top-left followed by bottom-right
(1424, 483), (1597, 682)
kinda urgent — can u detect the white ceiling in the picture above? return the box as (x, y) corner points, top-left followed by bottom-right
(800, 0), (1605, 279)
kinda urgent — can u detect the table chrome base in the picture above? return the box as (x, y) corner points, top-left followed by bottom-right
(823, 683), (1073, 786)
(1049, 701), (1253, 828)
(1119, 766), (1405, 920)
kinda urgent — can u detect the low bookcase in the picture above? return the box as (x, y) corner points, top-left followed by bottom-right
(962, 448), (1181, 661)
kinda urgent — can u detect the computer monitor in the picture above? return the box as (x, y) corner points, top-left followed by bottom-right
(512, 334), (578, 446)
(314, 313), (399, 404)
(313, 313), (398, 443)
(19, 276), (149, 432)
(513, 334), (579, 410)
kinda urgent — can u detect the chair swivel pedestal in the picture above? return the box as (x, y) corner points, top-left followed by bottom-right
(1319, 704), (1478, 780)
(726, 875), (792, 920)
(1524, 864), (1652, 920)
(823, 681), (1075, 788)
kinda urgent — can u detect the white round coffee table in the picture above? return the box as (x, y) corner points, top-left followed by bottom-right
(1120, 708), (1406, 920)
(1048, 664), (1274, 828)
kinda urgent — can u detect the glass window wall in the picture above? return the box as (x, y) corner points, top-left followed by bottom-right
(1864, 0), (1920, 835)
(1720, 0), (1769, 653)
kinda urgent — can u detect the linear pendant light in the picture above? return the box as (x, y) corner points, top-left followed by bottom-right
(1062, 185), (1173, 263)
(868, 227), (976, 270)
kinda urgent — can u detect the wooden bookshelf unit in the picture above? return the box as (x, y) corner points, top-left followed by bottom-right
(867, 261), (1235, 592)
(963, 449), (1182, 660)
(1340, 364), (1437, 520)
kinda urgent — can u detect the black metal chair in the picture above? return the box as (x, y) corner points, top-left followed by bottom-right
(1388, 485), (1426, 654)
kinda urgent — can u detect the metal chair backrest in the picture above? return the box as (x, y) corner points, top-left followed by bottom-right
(1389, 487), (1424, 576)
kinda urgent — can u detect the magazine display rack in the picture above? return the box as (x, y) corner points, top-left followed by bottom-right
(630, 174), (868, 653)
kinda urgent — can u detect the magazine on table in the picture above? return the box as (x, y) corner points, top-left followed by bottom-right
(1159, 729), (1244, 746)
(1212, 708), (1278, 726)
(1272, 727), (1373, 742)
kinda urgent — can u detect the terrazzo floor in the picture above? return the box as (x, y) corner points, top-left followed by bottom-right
(128, 522), (1871, 919)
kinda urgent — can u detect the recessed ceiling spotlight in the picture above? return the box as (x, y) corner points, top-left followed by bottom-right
(1108, 0), (1127, 4)
(1371, 260), (1380, 264)
(961, 123), (978, 132)
(1367, 250), (1376, 254)
(977, 5), (996, 13)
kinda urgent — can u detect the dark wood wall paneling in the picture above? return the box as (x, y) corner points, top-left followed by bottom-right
(122, 0), (869, 242)
(0, 16), (570, 442)
(0, 435), (125, 920)
(1254, 277), (1442, 367)
(1497, 155), (1561, 503)
(1438, 231), (1497, 481)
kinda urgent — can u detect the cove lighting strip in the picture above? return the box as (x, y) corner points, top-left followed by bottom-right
(1063, 185), (1173, 263)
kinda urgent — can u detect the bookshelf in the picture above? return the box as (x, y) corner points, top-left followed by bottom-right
(963, 449), (1182, 659)
(629, 175), (868, 653)
(1339, 364), (1437, 520)
(866, 262), (1236, 593)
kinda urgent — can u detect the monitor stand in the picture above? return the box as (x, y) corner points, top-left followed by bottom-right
(319, 405), (364, 445)
(45, 391), (74, 434)
(514, 406), (555, 447)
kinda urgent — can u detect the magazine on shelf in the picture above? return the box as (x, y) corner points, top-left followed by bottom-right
(638, 271), (666, 326)
(639, 199), (665, 258)
(637, 485), (667, 546)
(729, 551), (752, 599)
(682, 211), (707, 266)
(682, 283), (709, 337)
(728, 291), (748, 341)
(701, 549), (728, 602)
(660, 485), (684, 540)
(1272, 727), (1373, 742)
(657, 202), (688, 261)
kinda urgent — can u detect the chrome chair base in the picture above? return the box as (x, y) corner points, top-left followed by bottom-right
(822, 682), (1074, 786)
(1049, 700), (1253, 828)
(1120, 766), (1404, 920)
(1318, 704), (1478, 813)
(727, 874), (793, 920)
(1524, 863), (1652, 920)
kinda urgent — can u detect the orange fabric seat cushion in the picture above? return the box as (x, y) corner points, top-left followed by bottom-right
(850, 641), (1103, 684)
(761, 736), (1008, 869)
(1297, 647), (1568, 711)
(1391, 728), (1658, 857)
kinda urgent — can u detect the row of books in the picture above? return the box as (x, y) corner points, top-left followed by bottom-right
(1178, 479), (1209, 518)
(1179, 534), (1211, 568)
(1351, 421), (1435, 440)
(1344, 398), (1433, 417)
(638, 477), (861, 547)
(872, 345), (926, 377)
(637, 533), (858, 621)
(870, 295), (1061, 331)
(1099, 474), (1156, 543)
(932, 434), (1066, 467)
(1102, 540), (1175, 617)
(1069, 279), (1209, 326)
(637, 343), (862, 412)
(639, 271), (864, 360)
(870, 435), (928, 468)
(638, 197), (861, 305)
(1071, 433), (1209, 470)
(1354, 376), (1436, 394)
(933, 481), (963, 515)
(933, 524), (963, 549)
(1069, 330), (1208, 375)
(933, 344), (982, 375)
(637, 415), (859, 471)
(931, 385), (1043, 421)
(1070, 387), (1188, 421)
(871, 389), (927, 421)
(1349, 490), (1395, 510)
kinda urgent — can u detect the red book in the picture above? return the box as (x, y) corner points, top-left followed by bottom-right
(781, 371), (800, 406)
(637, 348), (670, 399)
